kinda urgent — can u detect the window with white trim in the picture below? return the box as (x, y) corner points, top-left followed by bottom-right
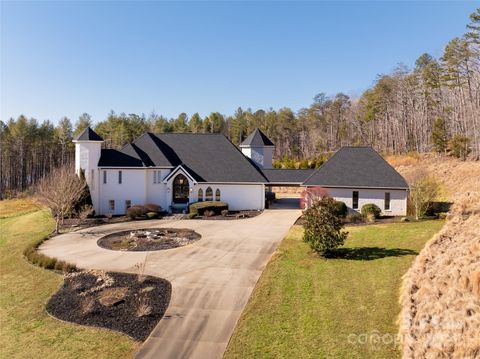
(205, 187), (213, 201)
(198, 188), (203, 202)
(109, 200), (115, 211)
(118, 170), (122, 184)
(91, 169), (94, 189)
(352, 191), (359, 210)
(153, 170), (157, 184)
(125, 200), (131, 211)
(215, 188), (221, 201)
(103, 170), (107, 184)
(384, 192), (391, 211)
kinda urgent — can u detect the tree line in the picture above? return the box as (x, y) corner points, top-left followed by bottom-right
(1, 9), (478, 198)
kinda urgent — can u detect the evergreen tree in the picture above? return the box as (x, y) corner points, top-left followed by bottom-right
(431, 118), (448, 153)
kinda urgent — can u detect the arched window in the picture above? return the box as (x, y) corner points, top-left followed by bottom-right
(198, 188), (203, 202)
(205, 187), (213, 201)
(215, 188), (221, 201)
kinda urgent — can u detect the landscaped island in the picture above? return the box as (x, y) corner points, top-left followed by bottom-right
(47, 270), (171, 341)
(97, 228), (201, 251)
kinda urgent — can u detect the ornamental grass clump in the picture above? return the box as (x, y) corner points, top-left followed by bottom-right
(302, 195), (348, 257)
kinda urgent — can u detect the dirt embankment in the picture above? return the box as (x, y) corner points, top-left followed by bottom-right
(399, 191), (480, 358)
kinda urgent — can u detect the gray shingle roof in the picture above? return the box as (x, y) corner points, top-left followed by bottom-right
(262, 169), (316, 184)
(303, 147), (409, 189)
(99, 133), (268, 183)
(74, 127), (103, 141)
(240, 128), (274, 147)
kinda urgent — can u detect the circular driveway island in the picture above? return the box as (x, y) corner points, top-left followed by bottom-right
(39, 207), (301, 359)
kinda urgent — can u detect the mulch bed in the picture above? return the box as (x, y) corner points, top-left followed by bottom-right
(97, 228), (201, 251)
(294, 215), (401, 226)
(46, 270), (171, 341)
(194, 210), (263, 220)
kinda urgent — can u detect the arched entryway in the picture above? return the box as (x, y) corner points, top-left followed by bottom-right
(172, 174), (189, 203)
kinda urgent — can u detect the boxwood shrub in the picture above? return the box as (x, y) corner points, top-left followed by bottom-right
(361, 203), (382, 219)
(188, 201), (228, 216)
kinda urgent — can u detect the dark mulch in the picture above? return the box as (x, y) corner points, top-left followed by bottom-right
(194, 210), (263, 220)
(97, 228), (201, 251)
(46, 271), (171, 341)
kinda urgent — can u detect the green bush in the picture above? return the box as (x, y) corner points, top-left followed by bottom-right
(126, 205), (148, 219)
(303, 196), (348, 256)
(146, 212), (159, 219)
(332, 201), (348, 217)
(361, 203), (381, 219)
(188, 201), (228, 216)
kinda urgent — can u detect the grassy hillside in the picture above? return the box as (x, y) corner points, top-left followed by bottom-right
(0, 200), (137, 358)
(225, 221), (444, 358)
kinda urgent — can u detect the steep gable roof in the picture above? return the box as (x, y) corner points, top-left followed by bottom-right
(240, 128), (274, 147)
(303, 147), (409, 189)
(98, 132), (268, 183)
(74, 127), (103, 141)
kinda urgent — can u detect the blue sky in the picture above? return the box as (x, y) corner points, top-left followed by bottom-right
(1, 1), (477, 124)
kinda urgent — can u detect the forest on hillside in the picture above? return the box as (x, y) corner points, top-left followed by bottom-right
(1, 9), (479, 197)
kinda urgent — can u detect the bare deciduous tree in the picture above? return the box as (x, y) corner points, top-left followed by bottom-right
(36, 165), (87, 233)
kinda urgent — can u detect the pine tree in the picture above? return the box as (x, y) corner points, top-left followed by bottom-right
(431, 118), (448, 153)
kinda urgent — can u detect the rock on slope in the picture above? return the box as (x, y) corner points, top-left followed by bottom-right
(399, 192), (480, 358)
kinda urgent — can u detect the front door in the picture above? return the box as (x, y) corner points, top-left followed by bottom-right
(172, 174), (189, 203)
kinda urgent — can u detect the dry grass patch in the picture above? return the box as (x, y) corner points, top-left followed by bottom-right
(399, 192), (480, 358)
(0, 205), (137, 358)
(0, 198), (40, 219)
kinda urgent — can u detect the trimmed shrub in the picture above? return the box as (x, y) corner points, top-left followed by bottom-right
(144, 203), (162, 213)
(221, 209), (229, 217)
(332, 201), (348, 217)
(127, 205), (148, 219)
(188, 213), (197, 219)
(188, 201), (228, 216)
(303, 196), (348, 256)
(361, 203), (381, 220)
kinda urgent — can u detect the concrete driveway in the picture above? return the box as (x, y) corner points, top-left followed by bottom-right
(39, 207), (300, 359)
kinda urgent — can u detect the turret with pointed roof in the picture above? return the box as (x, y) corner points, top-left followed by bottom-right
(73, 127), (104, 142)
(239, 128), (274, 169)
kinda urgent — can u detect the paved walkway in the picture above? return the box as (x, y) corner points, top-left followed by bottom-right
(39, 207), (300, 359)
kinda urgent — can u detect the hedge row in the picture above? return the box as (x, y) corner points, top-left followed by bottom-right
(188, 201), (228, 216)
(126, 203), (163, 220)
(23, 236), (76, 272)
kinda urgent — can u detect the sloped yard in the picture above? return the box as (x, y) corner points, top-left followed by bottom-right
(225, 220), (444, 358)
(0, 203), (137, 358)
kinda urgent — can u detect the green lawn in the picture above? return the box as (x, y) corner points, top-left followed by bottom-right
(0, 201), (137, 358)
(225, 221), (444, 359)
